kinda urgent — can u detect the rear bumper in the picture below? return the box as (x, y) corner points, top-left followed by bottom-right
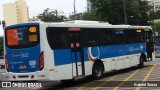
(5, 70), (49, 81)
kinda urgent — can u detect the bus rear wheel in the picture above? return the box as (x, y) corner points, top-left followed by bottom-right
(92, 62), (103, 79)
(138, 56), (145, 68)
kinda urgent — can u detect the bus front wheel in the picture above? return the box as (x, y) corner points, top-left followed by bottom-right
(92, 62), (103, 79)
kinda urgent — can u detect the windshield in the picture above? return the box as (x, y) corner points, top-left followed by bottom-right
(5, 26), (39, 49)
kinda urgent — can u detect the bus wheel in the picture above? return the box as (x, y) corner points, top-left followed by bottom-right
(92, 62), (103, 79)
(138, 56), (144, 68)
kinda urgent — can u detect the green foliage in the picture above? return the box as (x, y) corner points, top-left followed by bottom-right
(89, 0), (151, 25)
(81, 12), (96, 20)
(150, 10), (160, 20)
(155, 22), (160, 31)
(37, 8), (66, 22)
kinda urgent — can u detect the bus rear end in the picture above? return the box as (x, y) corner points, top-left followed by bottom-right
(4, 23), (45, 81)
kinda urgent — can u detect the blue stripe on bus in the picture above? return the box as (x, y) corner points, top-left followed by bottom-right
(54, 43), (146, 66)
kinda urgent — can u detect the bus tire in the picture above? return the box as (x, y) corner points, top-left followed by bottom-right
(61, 79), (73, 83)
(138, 56), (145, 68)
(92, 62), (104, 80)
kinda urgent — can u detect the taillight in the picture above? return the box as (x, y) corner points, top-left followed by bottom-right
(5, 55), (9, 72)
(39, 51), (44, 71)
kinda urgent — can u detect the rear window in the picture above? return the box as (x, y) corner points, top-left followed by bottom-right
(5, 26), (39, 48)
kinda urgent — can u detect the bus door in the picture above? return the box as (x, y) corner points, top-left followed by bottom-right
(145, 30), (154, 61)
(68, 28), (85, 78)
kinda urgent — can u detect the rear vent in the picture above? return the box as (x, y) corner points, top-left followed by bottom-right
(18, 75), (29, 78)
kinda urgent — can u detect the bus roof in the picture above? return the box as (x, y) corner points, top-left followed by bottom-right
(5, 20), (152, 30)
(48, 20), (152, 30)
(5, 22), (39, 30)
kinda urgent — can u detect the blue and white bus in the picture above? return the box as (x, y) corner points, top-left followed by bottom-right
(4, 20), (155, 81)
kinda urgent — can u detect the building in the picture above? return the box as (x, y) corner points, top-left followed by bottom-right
(142, 0), (160, 12)
(153, 0), (160, 12)
(147, 0), (154, 7)
(3, 0), (29, 26)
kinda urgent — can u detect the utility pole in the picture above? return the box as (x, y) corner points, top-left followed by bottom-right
(74, 0), (76, 20)
(123, 0), (127, 24)
(2, 21), (6, 30)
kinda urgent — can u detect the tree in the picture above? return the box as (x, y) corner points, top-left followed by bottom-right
(90, 0), (151, 25)
(135, 0), (151, 25)
(155, 22), (160, 31)
(37, 8), (66, 22)
(150, 10), (160, 20)
(81, 11), (97, 20)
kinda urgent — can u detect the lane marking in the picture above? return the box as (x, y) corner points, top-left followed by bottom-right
(77, 63), (158, 90)
(1, 73), (6, 75)
(142, 64), (157, 81)
(113, 69), (140, 90)
(92, 75), (118, 90)
(76, 80), (96, 90)
(76, 75), (118, 90)
(135, 64), (157, 90)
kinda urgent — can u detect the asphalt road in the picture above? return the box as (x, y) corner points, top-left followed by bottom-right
(1, 58), (160, 90)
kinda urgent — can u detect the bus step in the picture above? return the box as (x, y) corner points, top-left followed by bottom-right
(74, 75), (85, 80)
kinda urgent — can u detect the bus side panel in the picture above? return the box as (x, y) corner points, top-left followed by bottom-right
(53, 49), (73, 80)
(127, 43), (147, 65)
(39, 24), (54, 80)
(43, 24), (74, 80)
(82, 43), (147, 76)
(82, 46), (117, 76)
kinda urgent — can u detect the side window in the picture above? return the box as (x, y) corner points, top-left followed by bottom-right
(135, 29), (148, 43)
(46, 27), (68, 50)
(83, 29), (98, 47)
(137, 33), (146, 42)
(144, 31), (153, 42)
(126, 29), (142, 43)
(126, 29), (135, 43)
(96, 29), (113, 45)
(115, 30), (125, 44)
(83, 28), (113, 47)
(126, 29), (149, 44)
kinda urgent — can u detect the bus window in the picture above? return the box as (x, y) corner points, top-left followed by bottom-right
(135, 29), (153, 43)
(7, 28), (18, 46)
(82, 28), (113, 47)
(6, 26), (39, 48)
(126, 29), (137, 43)
(115, 30), (125, 44)
(46, 27), (68, 50)
(145, 30), (153, 42)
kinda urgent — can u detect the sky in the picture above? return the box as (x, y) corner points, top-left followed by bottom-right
(0, 0), (87, 36)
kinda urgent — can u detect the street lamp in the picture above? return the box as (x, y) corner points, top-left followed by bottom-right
(123, 0), (127, 24)
(74, 0), (76, 20)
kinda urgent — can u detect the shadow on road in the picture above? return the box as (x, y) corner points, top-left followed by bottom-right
(40, 65), (153, 90)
